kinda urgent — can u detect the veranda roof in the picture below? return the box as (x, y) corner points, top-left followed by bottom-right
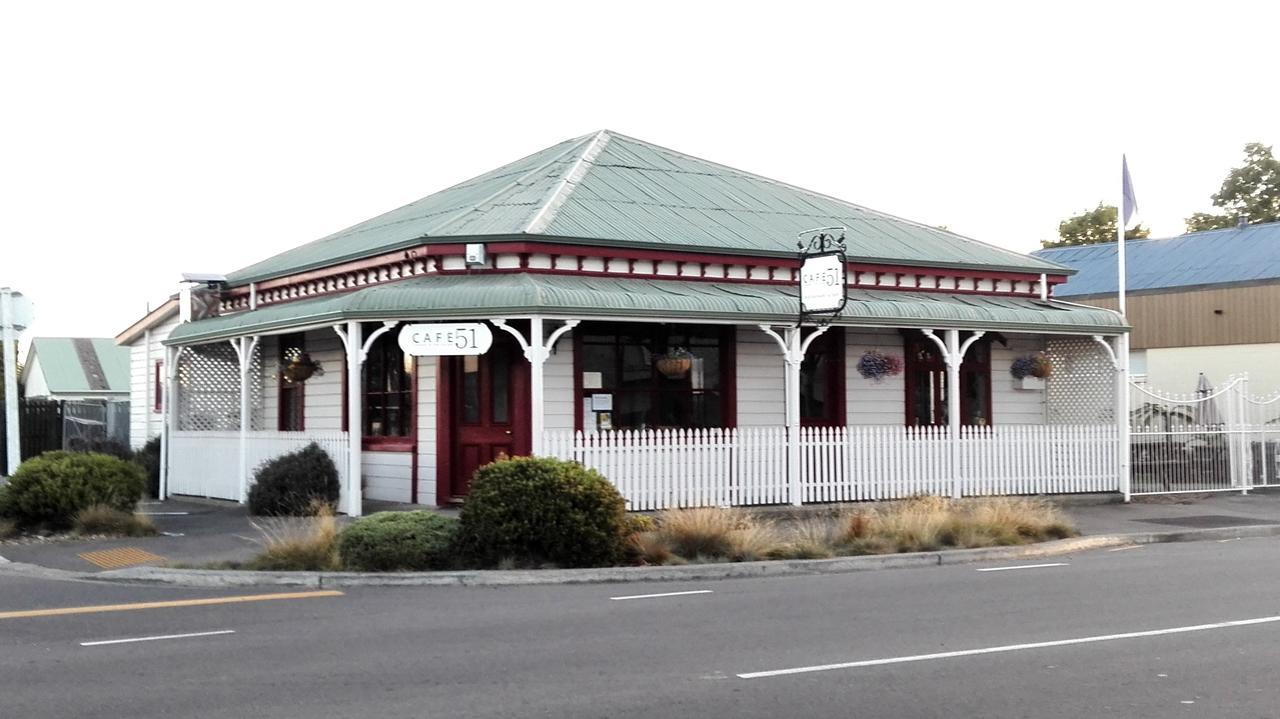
(228, 130), (1068, 285)
(166, 274), (1125, 345)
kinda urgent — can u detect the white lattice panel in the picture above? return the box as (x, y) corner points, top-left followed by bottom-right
(177, 342), (263, 431)
(1046, 337), (1115, 425)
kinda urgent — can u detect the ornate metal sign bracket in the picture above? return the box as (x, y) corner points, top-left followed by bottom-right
(797, 226), (848, 328)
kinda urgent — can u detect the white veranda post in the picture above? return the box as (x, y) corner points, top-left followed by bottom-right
(334, 320), (399, 517)
(1092, 333), (1130, 501)
(759, 324), (829, 506)
(492, 317), (580, 456)
(922, 329), (985, 499)
(159, 345), (182, 500)
(231, 336), (260, 503)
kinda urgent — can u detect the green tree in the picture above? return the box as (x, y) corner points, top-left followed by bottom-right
(1041, 203), (1150, 249)
(1185, 143), (1280, 231)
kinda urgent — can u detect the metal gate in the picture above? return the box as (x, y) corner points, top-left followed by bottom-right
(1129, 375), (1280, 496)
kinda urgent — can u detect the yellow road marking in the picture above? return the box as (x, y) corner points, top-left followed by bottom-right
(78, 547), (166, 569)
(0, 590), (344, 620)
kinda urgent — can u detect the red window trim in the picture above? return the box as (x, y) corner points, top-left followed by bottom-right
(572, 322), (737, 432)
(800, 327), (847, 427)
(357, 323), (417, 452)
(277, 333), (306, 431)
(153, 360), (163, 413)
(901, 330), (994, 427)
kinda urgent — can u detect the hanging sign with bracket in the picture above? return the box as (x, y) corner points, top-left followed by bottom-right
(797, 227), (848, 321)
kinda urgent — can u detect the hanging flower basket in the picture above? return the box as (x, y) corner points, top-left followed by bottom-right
(281, 353), (324, 383)
(655, 347), (694, 379)
(1010, 353), (1052, 380)
(857, 350), (904, 382)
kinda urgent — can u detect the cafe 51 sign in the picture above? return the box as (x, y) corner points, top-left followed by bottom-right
(398, 323), (494, 356)
(798, 227), (848, 319)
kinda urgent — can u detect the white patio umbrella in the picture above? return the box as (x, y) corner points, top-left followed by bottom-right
(1192, 373), (1224, 428)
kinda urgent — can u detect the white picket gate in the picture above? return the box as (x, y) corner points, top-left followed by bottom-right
(546, 424), (1119, 510)
(169, 430), (350, 502)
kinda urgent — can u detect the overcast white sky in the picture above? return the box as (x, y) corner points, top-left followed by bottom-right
(3, 1), (1277, 346)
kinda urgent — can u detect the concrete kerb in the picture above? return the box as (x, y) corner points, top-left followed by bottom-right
(16, 522), (1265, 589)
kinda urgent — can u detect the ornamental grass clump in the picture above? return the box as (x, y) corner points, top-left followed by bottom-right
(72, 504), (157, 537)
(246, 502), (341, 571)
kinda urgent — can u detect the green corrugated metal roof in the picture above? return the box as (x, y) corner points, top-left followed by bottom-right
(25, 338), (130, 394)
(227, 131), (1068, 284)
(167, 274), (1124, 345)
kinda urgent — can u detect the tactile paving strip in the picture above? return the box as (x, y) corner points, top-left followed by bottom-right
(78, 547), (165, 569)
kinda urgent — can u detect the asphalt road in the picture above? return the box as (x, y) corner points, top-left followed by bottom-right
(4, 538), (1280, 718)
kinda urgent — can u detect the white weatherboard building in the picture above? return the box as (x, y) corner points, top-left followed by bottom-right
(157, 131), (1130, 515)
(115, 298), (180, 448)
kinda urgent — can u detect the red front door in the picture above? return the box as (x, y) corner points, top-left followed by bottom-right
(447, 332), (529, 499)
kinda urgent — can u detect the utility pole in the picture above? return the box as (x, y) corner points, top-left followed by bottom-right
(1, 288), (33, 476)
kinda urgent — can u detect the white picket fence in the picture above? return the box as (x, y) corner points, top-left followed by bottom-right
(169, 430), (350, 502)
(545, 424), (1118, 510)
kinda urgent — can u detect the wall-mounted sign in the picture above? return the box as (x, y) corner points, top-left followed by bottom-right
(398, 323), (494, 356)
(590, 393), (613, 412)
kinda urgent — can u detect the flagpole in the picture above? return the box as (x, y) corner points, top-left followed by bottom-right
(1118, 155), (1131, 501)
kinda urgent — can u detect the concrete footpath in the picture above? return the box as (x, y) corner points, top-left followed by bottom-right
(2, 490), (1280, 587)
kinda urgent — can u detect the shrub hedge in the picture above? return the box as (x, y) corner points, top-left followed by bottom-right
(134, 435), (162, 498)
(339, 511), (458, 571)
(455, 456), (627, 568)
(247, 443), (340, 516)
(2, 451), (145, 529)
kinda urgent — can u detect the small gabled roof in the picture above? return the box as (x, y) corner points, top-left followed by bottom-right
(24, 338), (129, 395)
(116, 297), (180, 346)
(228, 130), (1066, 284)
(1035, 221), (1280, 297)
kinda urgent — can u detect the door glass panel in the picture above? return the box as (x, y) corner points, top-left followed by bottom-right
(490, 349), (510, 424)
(462, 355), (480, 424)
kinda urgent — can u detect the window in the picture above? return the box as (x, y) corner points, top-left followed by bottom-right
(278, 333), (305, 431)
(800, 328), (845, 426)
(903, 331), (991, 426)
(153, 360), (163, 413)
(579, 323), (731, 430)
(363, 326), (414, 438)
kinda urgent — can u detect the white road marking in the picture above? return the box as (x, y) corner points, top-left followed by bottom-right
(1106, 545), (1143, 552)
(137, 511), (190, 516)
(81, 630), (235, 647)
(1217, 538), (1241, 543)
(737, 614), (1280, 679)
(610, 590), (714, 601)
(976, 563), (1069, 572)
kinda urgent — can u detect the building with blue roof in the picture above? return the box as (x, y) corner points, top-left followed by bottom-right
(1034, 220), (1280, 391)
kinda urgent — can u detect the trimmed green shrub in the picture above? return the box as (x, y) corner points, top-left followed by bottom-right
(66, 436), (134, 461)
(247, 443), (340, 516)
(3, 451), (145, 529)
(339, 511), (458, 571)
(455, 456), (627, 568)
(135, 436), (162, 498)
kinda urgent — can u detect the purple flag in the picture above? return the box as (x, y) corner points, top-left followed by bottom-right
(1122, 155), (1139, 228)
